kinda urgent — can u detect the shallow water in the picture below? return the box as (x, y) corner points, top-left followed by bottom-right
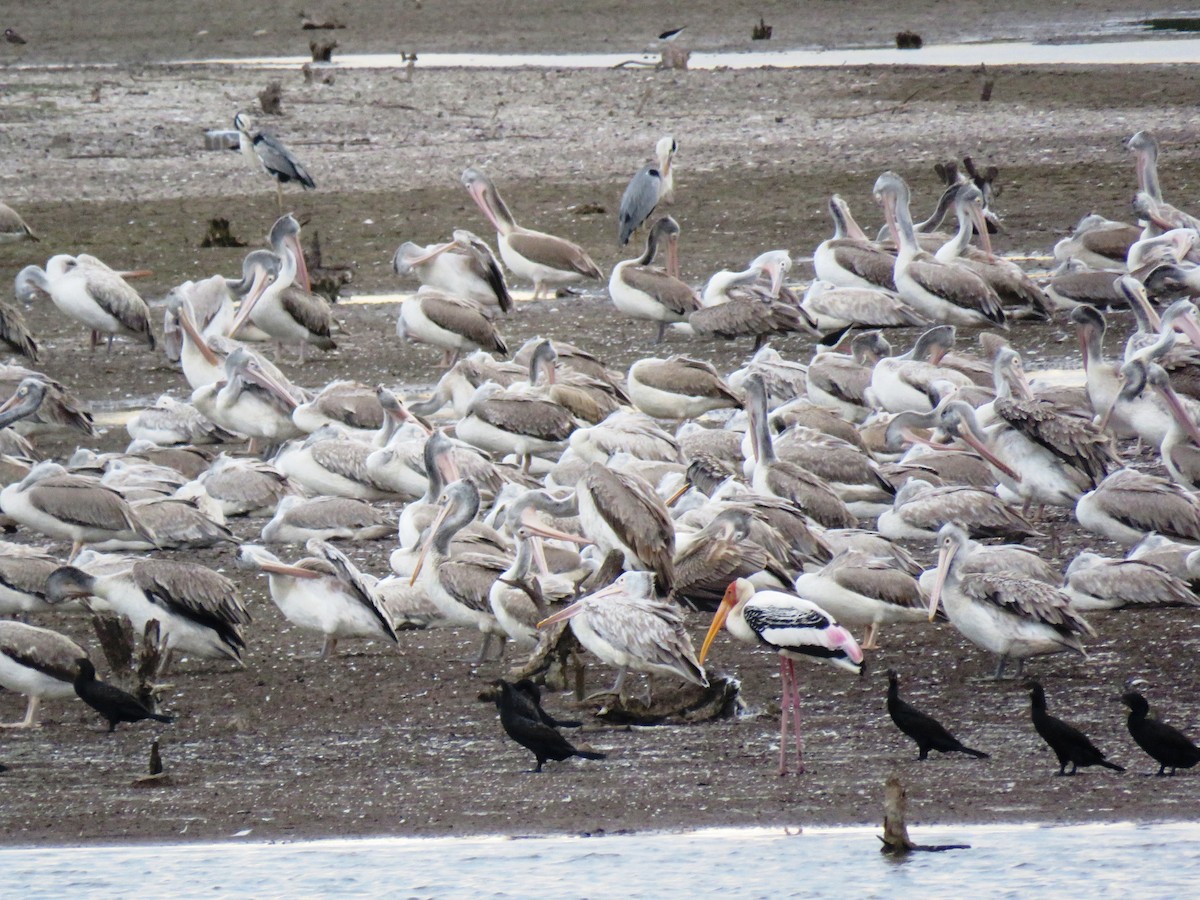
(189, 36), (1200, 71)
(2, 821), (1196, 897)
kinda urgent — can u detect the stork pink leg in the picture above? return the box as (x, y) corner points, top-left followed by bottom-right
(788, 659), (805, 774)
(778, 656), (790, 776)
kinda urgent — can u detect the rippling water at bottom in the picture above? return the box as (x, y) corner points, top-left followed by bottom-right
(2, 821), (1196, 897)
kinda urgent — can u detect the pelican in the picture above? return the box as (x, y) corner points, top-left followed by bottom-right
(929, 523), (1092, 679)
(1063, 552), (1200, 611)
(744, 374), (856, 529)
(1076, 468), (1200, 547)
(292, 381), (385, 439)
(812, 195), (897, 291)
(234, 112), (315, 211)
(0, 201), (37, 243)
(806, 332), (886, 423)
(487, 527), (546, 652)
(574, 462), (675, 591)
(877, 478), (1037, 543)
(569, 408), (681, 464)
(1147, 362), (1200, 488)
(1044, 260), (1128, 311)
(0, 295), (37, 360)
(397, 287), (508, 366)
(1127, 130), (1200, 233)
(617, 135), (677, 245)
(1052, 213), (1137, 270)
(462, 167), (602, 300)
(1071, 305), (1127, 433)
(191, 346), (305, 448)
(866, 327), (976, 414)
(0, 622), (86, 728)
(538, 571), (707, 702)
(274, 427), (403, 500)
(609, 216), (700, 341)
(228, 241), (336, 358)
(456, 381), (575, 472)
(523, 339), (626, 424)
(393, 230), (512, 314)
(0, 461), (155, 559)
(409, 479), (511, 661)
(690, 250), (816, 347)
(698, 578), (863, 775)
(193, 454), (296, 517)
(874, 172), (1005, 327)
(0, 544), (71, 615)
(46, 557), (249, 671)
(237, 541), (398, 658)
(15, 254), (155, 350)
(800, 281), (927, 330)
(793, 551), (928, 649)
(127, 395), (235, 446)
(671, 507), (791, 611)
(262, 495), (393, 544)
(627, 356), (740, 420)
(0, 366), (93, 436)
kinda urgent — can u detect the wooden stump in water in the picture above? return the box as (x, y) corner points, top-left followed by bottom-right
(896, 31), (924, 49)
(879, 776), (970, 854)
(200, 217), (247, 248)
(310, 38), (337, 62)
(91, 613), (135, 673)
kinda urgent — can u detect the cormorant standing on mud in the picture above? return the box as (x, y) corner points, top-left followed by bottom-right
(74, 659), (173, 733)
(491, 679), (604, 772)
(1027, 681), (1124, 775)
(886, 669), (989, 760)
(510, 679), (582, 729)
(1121, 690), (1200, 776)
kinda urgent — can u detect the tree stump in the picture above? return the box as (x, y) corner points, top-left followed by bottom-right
(258, 81), (283, 115)
(200, 217), (247, 248)
(310, 38), (337, 62)
(752, 17), (773, 40)
(879, 776), (970, 854)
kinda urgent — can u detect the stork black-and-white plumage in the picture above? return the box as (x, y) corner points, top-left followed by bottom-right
(234, 112), (316, 211)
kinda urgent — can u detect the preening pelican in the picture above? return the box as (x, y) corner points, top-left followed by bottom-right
(609, 216), (700, 342)
(16, 254), (154, 350)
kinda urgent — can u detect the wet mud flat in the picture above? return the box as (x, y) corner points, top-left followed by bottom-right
(4, 11), (1200, 845)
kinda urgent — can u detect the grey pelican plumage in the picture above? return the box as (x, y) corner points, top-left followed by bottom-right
(487, 527), (545, 652)
(609, 216), (700, 342)
(877, 478), (1037, 543)
(690, 250), (817, 347)
(800, 280), (927, 331)
(568, 407), (681, 464)
(46, 556), (249, 671)
(409, 479), (511, 661)
(812, 195), (898, 291)
(127, 395), (235, 446)
(15, 254), (155, 350)
(291, 380), (385, 439)
(0, 293), (37, 360)
(0, 201), (37, 243)
(627, 356), (740, 420)
(539, 570), (706, 701)
(393, 229), (512, 314)
(1127, 130), (1200, 234)
(793, 551), (928, 650)
(100, 493), (232, 551)
(574, 462), (675, 591)
(699, 578), (863, 774)
(0, 544), (72, 615)
(238, 540), (398, 658)
(228, 239), (336, 358)
(262, 495), (393, 544)
(671, 507), (791, 610)
(457, 381), (575, 472)
(462, 167), (602, 300)
(866, 326), (977, 414)
(1052, 213), (1138, 270)
(397, 287), (508, 367)
(194, 454), (297, 517)
(234, 112), (315, 211)
(617, 135), (677, 246)
(274, 427), (403, 500)
(0, 621), (87, 728)
(1076, 467), (1200, 547)
(191, 346), (305, 448)
(929, 523), (1091, 678)
(523, 339), (625, 424)
(1063, 552), (1200, 611)
(0, 461), (155, 559)
(874, 172), (1005, 328)
(0, 368), (91, 436)
(806, 331), (886, 423)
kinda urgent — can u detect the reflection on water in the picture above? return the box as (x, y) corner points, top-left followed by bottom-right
(2, 822), (1197, 897)
(188, 37), (1200, 71)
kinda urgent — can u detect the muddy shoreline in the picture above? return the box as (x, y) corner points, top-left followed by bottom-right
(3, 5), (1200, 848)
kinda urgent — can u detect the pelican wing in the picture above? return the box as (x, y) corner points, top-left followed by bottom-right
(312, 389), (385, 431)
(829, 556), (925, 609)
(80, 265), (154, 342)
(309, 438), (376, 484)
(1092, 469), (1200, 540)
(829, 241), (897, 290)
(0, 301), (38, 361)
(0, 624), (84, 682)
(312, 541), (399, 641)
(906, 255), (1005, 324)
(286, 497), (391, 531)
(900, 485), (1038, 539)
(993, 397), (1115, 483)
(131, 559), (248, 655)
(808, 356), (871, 405)
(280, 287), (336, 345)
(506, 232), (602, 280)
(420, 294), (508, 355)
(583, 465), (675, 590)
(637, 357), (740, 404)
(1079, 225), (1137, 263)
(475, 396), (575, 442)
(964, 572), (1094, 636)
(763, 461), (857, 529)
(621, 265), (699, 316)
(32, 476), (146, 534)
(1070, 560), (1200, 608)
(581, 594), (704, 684)
(673, 537), (770, 608)
(439, 553), (509, 612)
(459, 234), (512, 312)
(0, 555), (59, 601)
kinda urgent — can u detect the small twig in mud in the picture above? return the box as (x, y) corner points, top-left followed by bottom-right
(634, 85), (653, 116)
(817, 85), (950, 121)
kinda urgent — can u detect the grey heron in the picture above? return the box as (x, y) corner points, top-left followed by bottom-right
(617, 135), (677, 246)
(234, 112), (316, 212)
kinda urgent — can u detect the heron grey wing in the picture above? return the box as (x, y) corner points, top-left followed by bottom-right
(253, 132), (315, 188)
(618, 164), (662, 245)
(280, 288), (336, 344)
(967, 573), (1094, 635)
(0, 300), (38, 361)
(620, 265), (700, 316)
(476, 397), (574, 442)
(505, 232), (602, 280)
(419, 294), (507, 354)
(313, 540), (398, 641)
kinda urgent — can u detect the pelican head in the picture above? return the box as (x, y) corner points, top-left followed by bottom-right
(0, 377), (49, 429)
(929, 522), (971, 620)
(749, 249), (792, 296)
(269, 214), (309, 292)
(228, 249), (284, 337)
(462, 167), (513, 233)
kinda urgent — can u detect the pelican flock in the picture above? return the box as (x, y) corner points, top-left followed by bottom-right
(6, 105), (1200, 840)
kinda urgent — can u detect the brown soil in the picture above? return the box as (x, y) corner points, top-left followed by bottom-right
(2, 3), (1200, 847)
